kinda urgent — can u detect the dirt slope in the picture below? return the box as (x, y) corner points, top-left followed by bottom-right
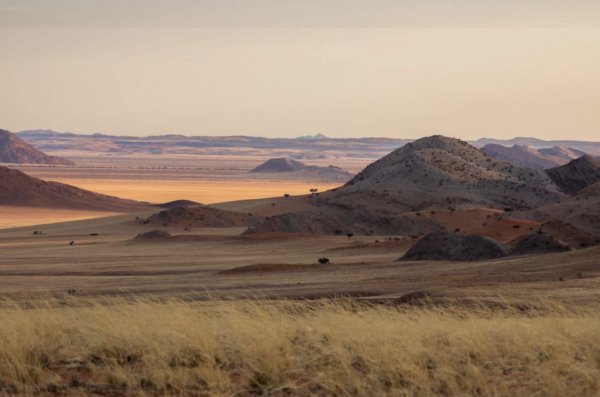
(0, 166), (150, 212)
(0, 129), (74, 165)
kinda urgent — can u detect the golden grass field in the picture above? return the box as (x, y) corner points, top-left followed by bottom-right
(2, 297), (600, 397)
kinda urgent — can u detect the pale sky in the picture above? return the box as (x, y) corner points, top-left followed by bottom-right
(1, 1), (600, 140)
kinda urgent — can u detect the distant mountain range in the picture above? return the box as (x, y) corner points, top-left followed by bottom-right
(13, 129), (600, 161)
(472, 137), (600, 155)
(15, 130), (406, 159)
(296, 133), (329, 140)
(480, 144), (587, 169)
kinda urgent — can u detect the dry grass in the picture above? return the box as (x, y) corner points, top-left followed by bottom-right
(2, 297), (600, 396)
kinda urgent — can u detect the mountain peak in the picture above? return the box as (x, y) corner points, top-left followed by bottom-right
(297, 133), (329, 140)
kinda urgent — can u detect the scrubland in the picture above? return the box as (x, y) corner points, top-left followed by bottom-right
(2, 297), (600, 396)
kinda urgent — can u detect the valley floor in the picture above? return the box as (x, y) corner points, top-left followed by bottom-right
(1, 211), (599, 303)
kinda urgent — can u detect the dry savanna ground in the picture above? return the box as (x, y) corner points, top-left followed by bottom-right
(1, 208), (600, 301)
(2, 211), (600, 396)
(2, 297), (600, 397)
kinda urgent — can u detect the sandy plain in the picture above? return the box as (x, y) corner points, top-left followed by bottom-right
(4, 154), (356, 206)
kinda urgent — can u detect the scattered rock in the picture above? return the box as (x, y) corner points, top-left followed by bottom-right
(135, 230), (172, 239)
(509, 233), (572, 256)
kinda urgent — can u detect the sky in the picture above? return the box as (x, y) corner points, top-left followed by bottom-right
(1, 1), (600, 141)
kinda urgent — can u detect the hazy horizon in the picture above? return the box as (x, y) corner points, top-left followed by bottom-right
(11, 128), (600, 143)
(2, 1), (600, 141)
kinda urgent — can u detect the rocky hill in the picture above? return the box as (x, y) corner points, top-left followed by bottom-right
(250, 158), (306, 173)
(0, 129), (74, 165)
(245, 136), (569, 236)
(397, 232), (509, 262)
(337, 135), (562, 210)
(0, 166), (150, 212)
(249, 158), (354, 181)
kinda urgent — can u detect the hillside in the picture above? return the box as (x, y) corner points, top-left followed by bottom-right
(337, 135), (561, 210)
(538, 146), (586, 161)
(480, 144), (569, 169)
(546, 156), (600, 195)
(245, 136), (567, 236)
(0, 166), (150, 212)
(0, 129), (74, 165)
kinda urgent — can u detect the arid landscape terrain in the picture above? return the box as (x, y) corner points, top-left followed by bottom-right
(2, 132), (600, 300)
(2, 127), (600, 395)
(3, 7), (600, 393)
